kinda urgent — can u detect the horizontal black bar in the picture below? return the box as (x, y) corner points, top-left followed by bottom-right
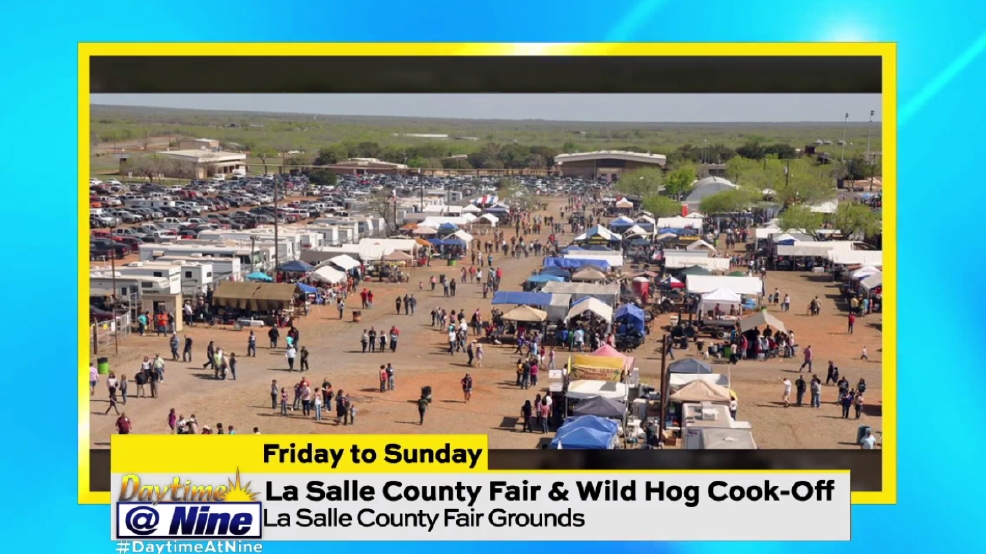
(89, 56), (882, 94)
(90, 448), (880, 492)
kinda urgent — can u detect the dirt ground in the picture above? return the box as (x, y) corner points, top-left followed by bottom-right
(88, 197), (882, 449)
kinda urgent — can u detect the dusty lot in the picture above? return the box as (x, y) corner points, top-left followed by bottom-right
(88, 198), (882, 449)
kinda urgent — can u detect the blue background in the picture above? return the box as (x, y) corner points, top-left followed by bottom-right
(2, 0), (983, 549)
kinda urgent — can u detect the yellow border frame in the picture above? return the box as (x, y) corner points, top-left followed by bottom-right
(78, 42), (896, 506)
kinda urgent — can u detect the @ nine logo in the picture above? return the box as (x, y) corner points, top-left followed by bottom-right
(115, 470), (262, 540)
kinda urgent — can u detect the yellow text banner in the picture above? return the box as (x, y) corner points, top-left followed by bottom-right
(111, 434), (489, 473)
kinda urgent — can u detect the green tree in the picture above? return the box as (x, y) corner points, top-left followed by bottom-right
(834, 202), (882, 239)
(497, 178), (521, 197)
(778, 162), (837, 205)
(614, 167), (664, 197)
(699, 188), (759, 214)
(306, 168), (337, 187)
(777, 205), (823, 234)
(641, 195), (682, 217)
(725, 156), (761, 184)
(561, 141), (580, 153)
(353, 141), (382, 158)
(252, 147), (279, 176)
(313, 146), (345, 166)
(664, 164), (697, 199)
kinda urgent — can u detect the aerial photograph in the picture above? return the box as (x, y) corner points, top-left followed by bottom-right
(86, 93), (883, 451)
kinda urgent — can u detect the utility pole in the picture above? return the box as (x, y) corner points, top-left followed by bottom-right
(658, 334), (669, 443)
(841, 113), (849, 162)
(866, 110), (875, 190)
(273, 177), (280, 278)
(109, 224), (119, 354)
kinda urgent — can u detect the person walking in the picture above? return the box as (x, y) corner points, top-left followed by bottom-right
(168, 408), (177, 433)
(368, 328), (377, 353)
(461, 373), (473, 403)
(301, 383), (312, 417)
(810, 376), (822, 408)
(396, 296), (402, 315)
(795, 375), (807, 407)
(854, 393), (864, 419)
(361, 330), (369, 353)
(847, 312), (856, 335)
(840, 390), (853, 418)
(182, 336), (193, 362)
(861, 346), (869, 360)
(268, 326), (280, 349)
(466, 341), (475, 366)
(417, 396), (429, 425)
(780, 377), (792, 408)
(337, 298), (345, 320)
(270, 380), (278, 409)
(116, 413), (132, 435)
(105, 373), (121, 415)
(799, 345), (813, 373)
(379, 365), (388, 392)
(247, 331), (257, 357)
(286, 344), (297, 371)
(539, 400), (550, 433)
(203, 341), (216, 371)
(378, 332), (386, 353)
(119, 374), (128, 405)
(475, 343), (484, 367)
(170, 333), (180, 360)
(300, 347), (310, 372)
(280, 388), (289, 416)
(228, 353), (238, 380)
(314, 392), (323, 421)
(521, 400), (534, 432)
(386, 363), (395, 391)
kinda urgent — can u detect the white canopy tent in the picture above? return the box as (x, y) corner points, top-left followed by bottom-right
(686, 275), (764, 296)
(657, 216), (701, 230)
(615, 198), (634, 209)
(686, 239), (716, 252)
(541, 282), (621, 305)
(571, 267), (609, 282)
(623, 225), (649, 237)
(328, 254), (360, 271)
(478, 213), (499, 225)
(451, 230), (474, 243)
(501, 305), (548, 322)
(565, 297), (614, 323)
(566, 380), (629, 401)
(635, 215), (656, 225)
(311, 266), (347, 284)
(461, 213), (477, 223)
(754, 226), (782, 240)
(412, 226), (439, 235)
(665, 256), (730, 271)
(852, 265), (881, 279)
(574, 227), (621, 242)
(860, 271), (883, 291)
(829, 250), (883, 266)
(697, 287), (742, 315)
(545, 293), (573, 322)
(664, 249), (709, 258)
(461, 204), (482, 214)
(420, 216), (470, 227)
(668, 373), (730, 393)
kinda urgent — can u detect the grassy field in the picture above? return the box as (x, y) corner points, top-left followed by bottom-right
(90, 104), (883, 169)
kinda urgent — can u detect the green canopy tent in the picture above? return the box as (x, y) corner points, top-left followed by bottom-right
(677, 265), (712, 277)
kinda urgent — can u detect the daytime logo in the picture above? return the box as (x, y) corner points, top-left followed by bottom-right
(119, 469), (258, 505)
(117, 470), (263, 540)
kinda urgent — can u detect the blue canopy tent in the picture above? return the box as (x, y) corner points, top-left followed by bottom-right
(437, 222), (459, 233)
(614, 304), (646, 333)
(491, 291), (552, 306)
(539, 266), (571, 278)
(296, 283), (318, 294)
(543, 257), (610, 272)
(549, 415), (619, 449)
(246, 272), (273, 282)
(277, 260), (313, 273)
(427, 238), (467, 247)
(668, 358), (713, 374)
(484, 206), (509, 214)
(561, 245), (614, 254)
(608, 216), (635, 230)
(526, 274), (566, 284)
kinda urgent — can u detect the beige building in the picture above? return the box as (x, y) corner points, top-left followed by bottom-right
(327, 158), (409, 175)
(178, 138), (221, 150)
(554, 150), (667, 181)
(158, 150), (247, 179)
